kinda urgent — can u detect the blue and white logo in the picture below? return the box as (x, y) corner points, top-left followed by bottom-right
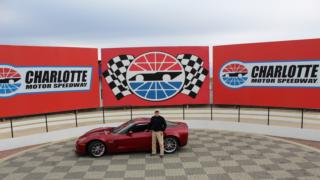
(0, 64), (93, 98)
(126, 52), (185, 101)
(219, 60), (320, 89)
(220, 61), (248, 88)
(0, 66), (22, 96)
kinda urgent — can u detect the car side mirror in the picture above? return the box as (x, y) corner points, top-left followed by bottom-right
(127, 131), (133, 136)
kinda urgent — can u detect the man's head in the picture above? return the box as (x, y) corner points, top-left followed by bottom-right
(154, 110), (160, 116)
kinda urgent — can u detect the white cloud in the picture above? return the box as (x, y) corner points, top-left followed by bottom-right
(0, 0), (319, 47)
(0, 6), (20, 25)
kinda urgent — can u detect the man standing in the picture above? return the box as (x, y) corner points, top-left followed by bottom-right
(148, 110), (167, 158)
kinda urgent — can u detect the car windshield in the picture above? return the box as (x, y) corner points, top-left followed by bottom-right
(112, 121), (133, 134)
(112, 120), (177, 134)
(166, 121), (177, 127)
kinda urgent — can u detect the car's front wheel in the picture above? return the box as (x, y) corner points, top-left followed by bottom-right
(88, 141), (106, 158)
(164, 137), (178, 154)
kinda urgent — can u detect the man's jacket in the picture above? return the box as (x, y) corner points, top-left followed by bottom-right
(148, 115), (167, 131)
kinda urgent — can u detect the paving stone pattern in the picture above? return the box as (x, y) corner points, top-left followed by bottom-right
(1, 129), (320, 180)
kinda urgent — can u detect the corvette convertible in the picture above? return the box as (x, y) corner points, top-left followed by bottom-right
(75, 118), (188, 157)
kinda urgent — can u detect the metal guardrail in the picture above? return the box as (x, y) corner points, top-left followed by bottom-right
(1, 105), (320, 139)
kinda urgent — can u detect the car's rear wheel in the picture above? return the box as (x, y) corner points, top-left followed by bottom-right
(164, 137), (178, 154)
(88, 141), (106, 158)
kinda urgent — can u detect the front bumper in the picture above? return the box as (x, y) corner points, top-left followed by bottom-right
(74, 140), (86, 155)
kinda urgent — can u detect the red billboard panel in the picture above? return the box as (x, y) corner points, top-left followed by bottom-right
(0, 45), (100, 118)
(213, 39), (320, 109)
(101, 47), (210, 107)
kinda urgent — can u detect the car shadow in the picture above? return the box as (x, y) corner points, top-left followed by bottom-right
(73, 145), (191, 158)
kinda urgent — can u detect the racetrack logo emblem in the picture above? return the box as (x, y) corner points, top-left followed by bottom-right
(103, 52), (208, 101)
(220, 62), (248, 88)
(0, 66), (22, 95)
(219, 60), (320, 88)
(0, 64), (93, 98)
(127, 52), (185, 101)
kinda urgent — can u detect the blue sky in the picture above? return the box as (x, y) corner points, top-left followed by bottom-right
(0, 0), (319, 48)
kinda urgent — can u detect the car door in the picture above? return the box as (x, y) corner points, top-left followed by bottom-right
(113, 123), (151, 152)
(128, 123), (152, 151)
(112, 123), (137, 152)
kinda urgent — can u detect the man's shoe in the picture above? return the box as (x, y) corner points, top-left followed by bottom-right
(160, 155), (164, 159)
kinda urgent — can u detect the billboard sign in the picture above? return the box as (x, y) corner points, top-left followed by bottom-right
(102, 47), (209, 107)
(0, 45), (100, 118)
(213, 39), (320, 109)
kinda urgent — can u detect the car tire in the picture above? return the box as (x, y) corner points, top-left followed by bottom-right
(88, 141), (106, 158)
(164, 137), (178, 154)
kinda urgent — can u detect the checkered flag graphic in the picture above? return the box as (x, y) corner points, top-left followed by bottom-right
(177, 54), (208, 98)
(103, 55), (134, 100)
(103, 53), (207, 100)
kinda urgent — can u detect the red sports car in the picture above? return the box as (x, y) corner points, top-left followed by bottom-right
(75, 118), (188, 157)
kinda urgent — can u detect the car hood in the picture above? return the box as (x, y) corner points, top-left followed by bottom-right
(84, 127), (114, 136)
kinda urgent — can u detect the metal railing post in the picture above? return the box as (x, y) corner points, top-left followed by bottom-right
(45, 114), (48, 132)
(238, 106), (241, 123)
(102, 107), (105, 124)
(267, 107), (270, 126)
(210, 104), (213, 120)
(10, 118), (14, 138)
(301, 109), (304, 129)
(75, 110), (78, 127)
(182, 105), (185, 120)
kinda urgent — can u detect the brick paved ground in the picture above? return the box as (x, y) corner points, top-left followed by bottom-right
(0, 144), (46, 160)
(273, 136), (320, 151)
(0, 129), (320, 180)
